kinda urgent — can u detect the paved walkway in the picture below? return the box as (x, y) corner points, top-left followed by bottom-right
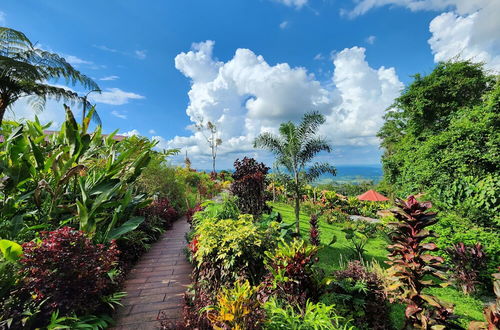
(113, 217), (192, 329)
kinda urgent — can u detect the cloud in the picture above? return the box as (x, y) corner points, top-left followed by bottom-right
(365, 35), (376, 45)
(135, 50), (147, 60)
(314, 53), (325, 61)
(148, 129), (156, 134)
(274, 0), (308, 9)
(100, 75), (119, 81)
(167, 41), (403, 166)
(345, 0), (500, 71)
(122, 129), (140, 137)
(279, 21), (290, 29)
(64, 55), (93, 66)
(89, 88), (145, 105)
(0, 11), (6, 25)
(111, 110), (127, 119)
(93, 44), (119, 53)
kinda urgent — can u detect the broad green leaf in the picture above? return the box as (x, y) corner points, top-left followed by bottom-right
(108, 216), (145, 240)
(0, 239), (23, 262)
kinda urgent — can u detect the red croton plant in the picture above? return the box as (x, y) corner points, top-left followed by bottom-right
(387, 195), (459, 329)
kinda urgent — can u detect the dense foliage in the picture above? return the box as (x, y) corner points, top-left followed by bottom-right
(5, 227), (119, 327)
(325, 261), (390, 330)
(0, 108), (189, 328)
(378, 61), (499, 229)
(231, 157), (270, 216)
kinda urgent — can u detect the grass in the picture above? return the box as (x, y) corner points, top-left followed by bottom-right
(269, 201), (486, 328)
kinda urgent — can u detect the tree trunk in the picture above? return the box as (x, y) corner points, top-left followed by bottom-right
(0, 99), (7, 128)
(294, 172), (300, 234)
(212, 156), (216, 174)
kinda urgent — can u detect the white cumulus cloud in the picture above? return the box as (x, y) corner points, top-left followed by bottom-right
(166, 41), (403, 165)
(89, 88), (145, 105)
(345, 0), (500, 71)
(122, 129), (141, 137)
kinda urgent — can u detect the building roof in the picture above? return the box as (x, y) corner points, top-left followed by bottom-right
(357, 189), (389, 201)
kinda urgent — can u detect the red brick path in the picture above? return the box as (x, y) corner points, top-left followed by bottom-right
(112, 217), (192, 329)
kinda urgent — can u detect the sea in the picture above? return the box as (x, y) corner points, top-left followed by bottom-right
(215, 164), (383, 184)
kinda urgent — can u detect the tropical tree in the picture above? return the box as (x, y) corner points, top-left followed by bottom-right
(0, 27), (100, 127)
(196, 119), (222, 174)
(254, 111), (335, 233)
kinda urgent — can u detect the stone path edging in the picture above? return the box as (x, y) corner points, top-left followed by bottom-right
(112, 217), (192, 330)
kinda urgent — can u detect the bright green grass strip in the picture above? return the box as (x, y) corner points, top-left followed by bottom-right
(269, 201), (486, 326)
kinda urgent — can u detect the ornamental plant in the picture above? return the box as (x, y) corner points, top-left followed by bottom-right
(260, 239), (319, 307)
(19, 227), (119, 319)
(387, 196), (457, 329)
(230, 157), (270, 216)
(309, 214), (320, 246)
(205, 280), (264, 329)
(445, 242), (487, 295)
(193, 214), (271, 289)
(326, 261), (390, 330)
(138, 198), (179, 229)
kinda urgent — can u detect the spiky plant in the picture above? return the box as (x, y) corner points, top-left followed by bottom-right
(309, 214), (320, 246)
(387, 195), (458, 329)
(253, 111), (336, 233)
(0, 27), (100, 126)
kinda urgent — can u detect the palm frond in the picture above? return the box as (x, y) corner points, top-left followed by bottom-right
(297, 111), (325, 141)
(305, 162), (336, 183)
(253, 132), (283, 154)
(298, 137), (332, 165)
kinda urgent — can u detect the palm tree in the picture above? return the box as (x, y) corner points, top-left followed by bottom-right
(0, 27), (100, 127)
(254, 111), (336, 234)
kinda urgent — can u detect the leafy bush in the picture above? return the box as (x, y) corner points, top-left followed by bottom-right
(205, 280), (264, 329)
(260, 239), (319, 307)
(263, 298), (351, 330)
(116, 229), (151, 269)
(193, 214), (273, 288)
(430, 174), (500, 228)
(5, 227), (119, 327)
(191, 196), (240, 225)
(230, 157), (270, 216)
(445, 243), (487, 295)
(325, 260), (390, 329)
(433, 212), (500, 279)
(387, 196), (458, 328)
(138, 197), (178, 230)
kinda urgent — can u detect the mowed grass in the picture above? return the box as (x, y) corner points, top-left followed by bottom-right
(269, 202), (486, 328)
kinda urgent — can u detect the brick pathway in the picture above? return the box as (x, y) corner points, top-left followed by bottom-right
(112, 217), (192, 329)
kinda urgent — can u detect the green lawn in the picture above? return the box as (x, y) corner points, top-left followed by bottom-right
(270, 202), (486, 328)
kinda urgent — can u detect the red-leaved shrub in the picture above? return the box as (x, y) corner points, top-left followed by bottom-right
(19, 227), (119, 317)
(186, 203), (204, 225)
(230, 157), (270, 216)
(139, 198), (179, 227)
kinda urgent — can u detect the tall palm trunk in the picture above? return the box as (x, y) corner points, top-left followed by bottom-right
(0, 98), (7, 128)
(294, 171), (300, 234)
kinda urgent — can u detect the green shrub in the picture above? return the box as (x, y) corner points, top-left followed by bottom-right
(193, 213), (275, 288)
(433, 212), (500, 279)
(263, 298), (352, 330)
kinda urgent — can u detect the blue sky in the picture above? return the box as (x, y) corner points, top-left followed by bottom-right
(2, 0), (498, 169)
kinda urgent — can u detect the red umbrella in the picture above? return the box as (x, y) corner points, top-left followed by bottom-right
(357, 189), (389, 201)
